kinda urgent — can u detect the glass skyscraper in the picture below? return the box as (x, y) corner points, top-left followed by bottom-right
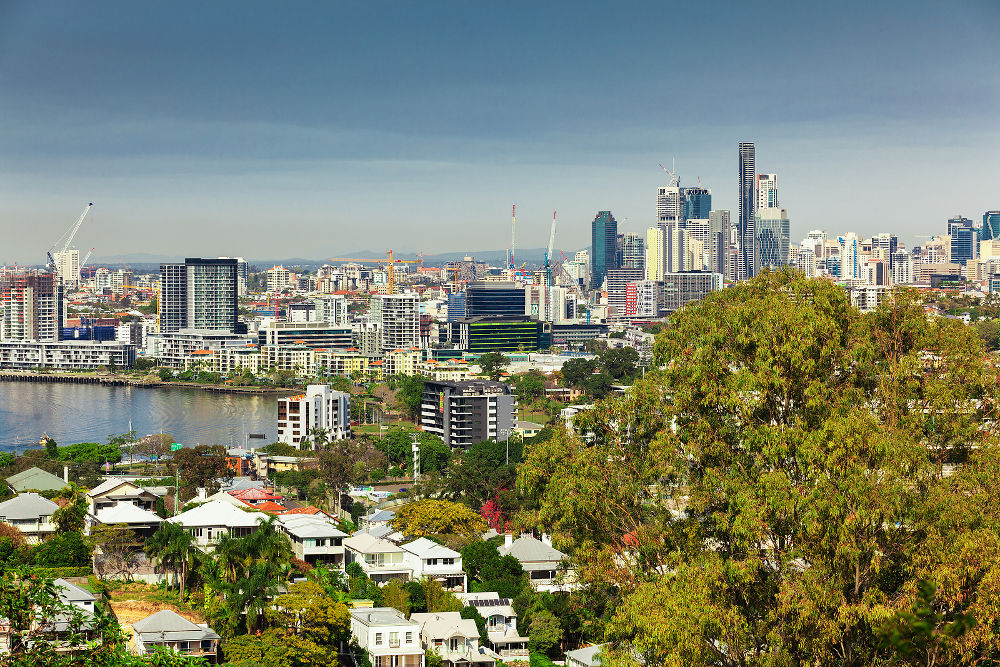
(755, 209), (790, 270)
(591, 211), (618, 289)
(738, 143), (756, 280)
(983, 211), (1000, 242)
(684, 187), (712, 221)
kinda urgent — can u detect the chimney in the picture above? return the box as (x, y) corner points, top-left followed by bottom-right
(504, 533), (513, 548)
(197, 487), (207, 501)
(63, 465), (69, 484)
(541, 533), (552, 546)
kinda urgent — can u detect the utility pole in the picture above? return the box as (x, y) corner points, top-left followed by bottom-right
(411, 433), (421, 481)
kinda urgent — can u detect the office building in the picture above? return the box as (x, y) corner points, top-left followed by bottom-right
(371, 293), (420, 353)
(948, 216), (977, 265)
(464, 282), (525, 318)
(159, 258), (240, 334)
(621, 233), (645, 271)
(797, 247), (817, 278)
(708, 210), (730, 276)
(661, 272), (723, 312)
(440, 316), (548, 354)
(420, 380), (515, 449)
(756, 174), (779, 210)
(645, 226), (665, 281)
(738, 142), (756, 280)
(656, 186), (685, 224)
(684, 187), (712, 221)
(277, 384), (352, 448)
(839, 233), (863, 280)
(0, 269), (63, 342)
(606, 268), (645, 317)
(685, 219), (711, 271)
(446, 293), (467, 322)
(891, 251), (913, 285)
(662, 221), (691, 273)
(755, 208), (791, 270)
(590, 211), (618, 289)
(983, 211), (1000, 242)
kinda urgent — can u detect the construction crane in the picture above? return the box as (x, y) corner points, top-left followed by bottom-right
(545, 211), (557, 288)
(329, 250), (421, 294)
(658, 161), (680, 187)
(47, 203), (93, 267)
(81, 248), (95, 268)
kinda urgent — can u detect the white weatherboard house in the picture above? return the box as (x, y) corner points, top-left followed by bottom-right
(343, 532), (409, 584)
(0, 493), (59, 543)
(499, 534), (574, 592)
(350, 607), (424, 667)
(410, 612), (493, 666)
(456, 592), (528, 659)
(93, 501), (163, 541)
(276, 513), (347, 566)
(87, 478), (163, 513)
(166, 499), (265, 550)
(566, 644), (606, 667)
(401, 537), (466, 592)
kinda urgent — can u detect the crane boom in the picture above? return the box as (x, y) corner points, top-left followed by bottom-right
(48, 203), (93, 266)
(546, 211), (557, 268)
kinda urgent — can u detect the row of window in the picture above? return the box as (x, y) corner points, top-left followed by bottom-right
(374, 631), (414, 646)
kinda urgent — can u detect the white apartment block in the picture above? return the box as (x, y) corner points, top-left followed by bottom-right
(371, 293), (420, 353)
(266, 265), (294, 292)
(277, 384), (352, 447)
(52, 250), (81, 289)
(0, 340), (136, 370)
(757, 173), (779, 209)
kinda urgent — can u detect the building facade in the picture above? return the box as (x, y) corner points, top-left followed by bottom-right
(371, 293), (421, 353)
(0, 269), (63, 342)
(738, 142), (756, 280)
(277, 384), (352, 448)
(755, 208), (791, 270)
(420, 380), (516, 449)
(159, 258), (240, 334)
(590, 211), (618, 289)
(463, 283), (525, 318)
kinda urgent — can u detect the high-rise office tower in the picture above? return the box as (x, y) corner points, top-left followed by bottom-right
(983, 211), (1000, 242)
(371, 292), (420, 353)
(645, 226), (665, 281)
(839, 233), (863, 280)
(622, 233), (645, 271)
(159, 258), (240, 333)
(656, 186), (685, 224)
(685, 219), (711, 271)
(662, 221), (691, 273)
(756, 174), (778, 210)
(684, 187), (712, 221)
(738, 142), (756, 280)
(947, 216), (977, 265)
(797, 246), (817, 278)
(871, 234), (898, 269)
(0, 269), (63, 341)
(591, 211), (618, 289)
(755, 208), (791, 270)
(708, 210), (730, 277)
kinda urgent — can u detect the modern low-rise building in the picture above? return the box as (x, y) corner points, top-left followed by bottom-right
(277, 384), (352, 447)
(420, 380), (515, 449)
(0, 340), (137, 370)
(350, 607), (424, 667)
(277, 513), (347, 566)
(147, 330), (251, 369)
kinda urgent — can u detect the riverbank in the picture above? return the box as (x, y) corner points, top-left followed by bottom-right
(0, 371), (300, 395)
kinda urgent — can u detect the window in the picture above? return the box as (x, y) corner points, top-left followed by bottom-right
(389, 632), (400, 647)
(405, 631), (413, 644)
(442, 558), (455, 565)
(375, 633), (383, 646)
(427, 558), (438, 566)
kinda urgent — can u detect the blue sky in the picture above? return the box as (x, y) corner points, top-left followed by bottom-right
(1, 1), (998, 263)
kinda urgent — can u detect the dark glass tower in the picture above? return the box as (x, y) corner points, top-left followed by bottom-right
(738, 143), (756, 280)
(983, 211), (1000, 242)
(590, 211), (618, 289)
(684, 187), (712, 220)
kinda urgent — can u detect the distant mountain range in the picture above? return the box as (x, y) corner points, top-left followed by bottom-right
(85, 247), (583, 272)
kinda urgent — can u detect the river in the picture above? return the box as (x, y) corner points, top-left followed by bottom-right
(0, 381), (275, 453)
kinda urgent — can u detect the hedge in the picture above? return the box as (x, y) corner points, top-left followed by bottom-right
(27, 566), (93, 578)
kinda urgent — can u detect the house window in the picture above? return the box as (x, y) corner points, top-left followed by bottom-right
(405, 631), (413, 644)
(442, 558), (455, 565)
(427, 558), (438, 566)
(450, 638), (459, 651)
(375, 633), (383, 646)
(389, 632), (399, 647)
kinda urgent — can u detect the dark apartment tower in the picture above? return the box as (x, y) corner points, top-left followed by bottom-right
(738, 142), (756, 280)
(591, 211), (619, 290)
(159, 258), (240, 333)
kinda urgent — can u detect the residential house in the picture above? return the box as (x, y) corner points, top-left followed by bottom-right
(92, 501), (163, 541)
(276, 513), (346, 566)
(87, 479), (162, 513)
(350, 607), (424, 667)
(514, 420), (544, 439)
(362, 508), (396, 529)
(229, 488), (284, 507)
(0, 579), (98, 654)
(455, 593), (528, 660)
(0, 493), (59, 543)
(131, 610), (220, 663)
(401, 538), (466, 592)
(567, 644), (606, 667)
(165, 500), (266, 550)
(5, 467), (66, 493)
(410, 612), (493, 666)
(343, 533), (409, 584)
(498, 534), (573, 592)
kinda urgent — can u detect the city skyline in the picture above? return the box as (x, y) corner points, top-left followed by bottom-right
(1, 1), (998, 263)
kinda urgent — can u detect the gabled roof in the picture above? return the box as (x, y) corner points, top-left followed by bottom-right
(95, 502), (163, 525)
(411, 612), (480, 642)
(277, 514), (347, 539)
(54, 578), (96, 604)
(231, 488), (282, 501)
(499, 535), (565, 563)
(0, 493), (59, 520)
(566, 644), (606, 666)
(343, 532), (404, 555)
(166, 499), (266, 529)
(133, 609), (220, 643)
(5, 467), (65, 492)
(402, 537), (460, 559)
(365, 508), (395, 523)
(88, 478), (139, 497)
(252, 501), (287, 512)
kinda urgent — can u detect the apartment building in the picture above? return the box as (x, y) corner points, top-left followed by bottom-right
(277, 384), (352, 447)
(420, 380), (515, 449)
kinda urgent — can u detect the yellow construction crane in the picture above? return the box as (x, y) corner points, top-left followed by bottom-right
(329, 250), (421, 294)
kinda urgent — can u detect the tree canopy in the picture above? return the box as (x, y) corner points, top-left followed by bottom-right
(392, 499), (487, 543)
(520, 270), (1000, 666)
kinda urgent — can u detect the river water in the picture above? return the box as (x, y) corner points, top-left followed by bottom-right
(0, 381), (275, 453)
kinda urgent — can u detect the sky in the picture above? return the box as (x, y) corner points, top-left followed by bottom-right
(1, 1), (998, 264)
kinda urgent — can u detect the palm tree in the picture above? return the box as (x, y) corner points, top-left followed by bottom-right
(145, 522), (195, 596)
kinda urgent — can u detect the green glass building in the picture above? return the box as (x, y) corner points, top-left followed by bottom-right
(983, 211), (1000, 242)
(591, 210), (618, 289)
(441, 316), (550, 353)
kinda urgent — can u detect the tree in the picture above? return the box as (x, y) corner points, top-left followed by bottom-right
(31, 531), (91, 567)
(423, 577), (463, 613)
(446, 439), (523, 509)
(52, 485), (88, 534)
(477, 351), (510, 381)
(461, 539), (501, 582)
(91, 523), (143, 581)
(391, 499), (487, 542)
(559, 358), (597, 388)
(528, 609), (562, 657)
(513, 371), (546, 403)
(596, 347), (639, 381)
(145, 521), (196, 596)
(390, 374), (425, 420)
(171, 445), (232, 498)
(0, 522), (28, 568)
(382, 579), (411, 616)
(460, 605), (490, 646)
(581, 372), (613, 399)
(45, 437), (58, 459)
(521, 271), (1000, 665)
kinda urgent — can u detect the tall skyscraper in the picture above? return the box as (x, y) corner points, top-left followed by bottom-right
(0, 269), (63, 341)
(839, 233), (863, 280)
(656, 186), (685, 224)
(947, 216), (977, 265)
(645, 226), (665, 281)
(755, 208), (791, 270)
(159, 258), (240, 333)
(622, 233), (645, 271)
(52, 249), (81, 289)
(684, 187), (712, 221)
(738, 142), (756, 280)
(371, 292), (420, 353)
(591, 211), (618, 289)
(983, 211), (1000, 242)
